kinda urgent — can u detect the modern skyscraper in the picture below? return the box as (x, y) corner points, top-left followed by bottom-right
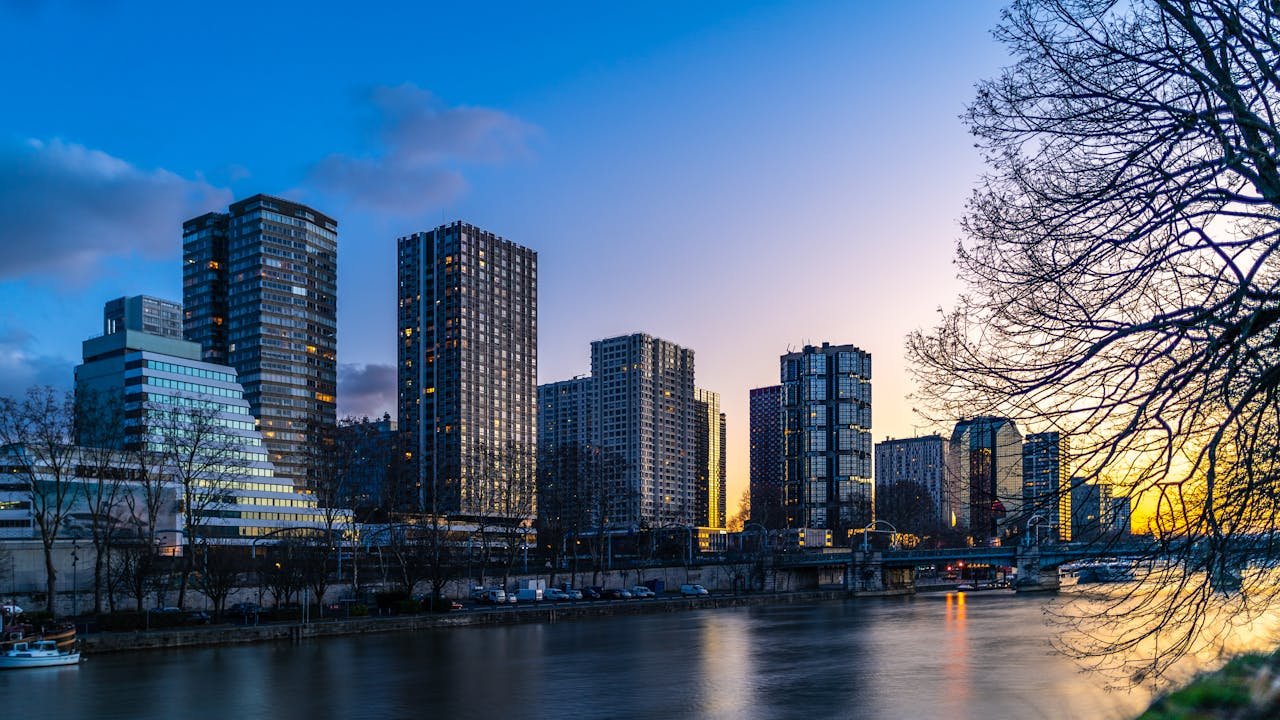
(183, 194), (338, 492)
(949, 417), (1023, 542)
(397, 221), (537, 520)
(103, 295), (184, 339)
(694, 387), (726, 529)
(591, 333), (696, 527)
(536, 375), (597, 529)
(1022, 431), (1071, 541)
(781, 343), (873, 540)
(1070, 477), (1113, 540)
(75, 307), (336, 542)
(874, 434), (948, 535)
(749, 385), (785, 530)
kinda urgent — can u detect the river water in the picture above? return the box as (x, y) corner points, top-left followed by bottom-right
(6, 592), (1160, 720)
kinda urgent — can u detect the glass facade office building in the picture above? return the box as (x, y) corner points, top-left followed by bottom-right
(749, 384), (785, 530)
(183, 195), (338, 492)
(781, 343), (873, 538)
(75, 316), (336, 542)
(1022, 431), (1071, 541)
(694, 387), (726, 529)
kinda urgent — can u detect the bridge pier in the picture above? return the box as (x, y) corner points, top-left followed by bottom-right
(1012, 546), (1060, 592)
(846, 552), (915, 595)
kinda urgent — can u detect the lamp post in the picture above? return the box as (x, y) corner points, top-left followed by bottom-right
(860, 520), (899, 552)
(71, 540), (80, 617)
(1025, 514), (1050, 547)
(744, 522), (770, 552)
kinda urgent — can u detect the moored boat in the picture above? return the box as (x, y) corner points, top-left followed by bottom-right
(0, 640), (80, 669)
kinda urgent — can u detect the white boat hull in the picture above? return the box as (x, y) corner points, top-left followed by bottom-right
(0, 651), (80, 669)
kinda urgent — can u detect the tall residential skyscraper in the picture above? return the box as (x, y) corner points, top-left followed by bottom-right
(103, 295), (184, 339)
(536, 376), (597, 529)
(874, 435), (948, 534)
(948, 417), (1023, 542)
(183, 194), (338, 491)
(398, 221), (537, 519)
(749, 385), (785, 529)
(694, 388), (726, 529)
(591, 333), (696, 527)
(781, 343), (873, 539)
(1022, 431), (1071, 541)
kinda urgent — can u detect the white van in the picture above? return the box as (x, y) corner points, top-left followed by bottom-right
(680, 584), (709, 597)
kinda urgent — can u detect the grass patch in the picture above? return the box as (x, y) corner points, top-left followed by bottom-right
(1137, 652), (1273, 720)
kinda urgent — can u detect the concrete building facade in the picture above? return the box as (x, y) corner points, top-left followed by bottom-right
(590, 333), (696, 528)
(397, 221), (537, 520)
(874, 434), (948, 534)
(103, 295), (184, 339)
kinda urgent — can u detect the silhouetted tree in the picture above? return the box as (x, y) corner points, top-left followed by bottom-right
(0, 387), (83, 617)
(907, 0), (1280, 680)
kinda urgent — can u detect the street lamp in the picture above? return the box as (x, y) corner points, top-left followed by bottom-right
(71, 540), (79, 617)
(1025, 514), (1051, 546)
(860, 520), (899, 552)
(744, 522), (770, 552)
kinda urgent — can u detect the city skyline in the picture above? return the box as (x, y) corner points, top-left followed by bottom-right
(0, 1), (1011, 507)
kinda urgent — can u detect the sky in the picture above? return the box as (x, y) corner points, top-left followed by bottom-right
(0, 0), (1012, 506)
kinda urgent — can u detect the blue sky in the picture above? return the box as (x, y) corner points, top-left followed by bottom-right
(0, 0), (1010, 501)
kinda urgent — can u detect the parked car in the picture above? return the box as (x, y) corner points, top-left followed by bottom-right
(469, 586), (489, 601)
(480, 589), (508, 604)
(680, 584), (709, 597)
(228, 602), (261, 615)
(2, 604), (23, 617)
(544, 588), (569, 601)
(185, 611), (212, 625)
(581, 587), (602, 600)
(630, 586), (656, 599)
(602, 588), (633, 600)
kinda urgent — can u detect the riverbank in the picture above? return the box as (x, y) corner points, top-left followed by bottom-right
(81, 589), (849, 654)
(1138, 651), (1280, 719)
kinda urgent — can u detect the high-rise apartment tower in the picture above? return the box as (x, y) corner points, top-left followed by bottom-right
(591, 333), (696, 527)
(749, 385), (785, 530)
(183, 194), (338, 491)
(397, 221), (537, 519)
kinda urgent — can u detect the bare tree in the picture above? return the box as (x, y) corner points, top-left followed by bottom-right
(727, 489), (750, 533)
(193, 541), (249, 618)
(907, 0), (1280, 680)
(0, 387), (81, 617)
(74, 388), (129, 615)
(473, 441), (536, 589)
(148, 397), (248, 609)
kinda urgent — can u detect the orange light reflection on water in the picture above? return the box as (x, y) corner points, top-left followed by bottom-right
(942, 592), (971, 714)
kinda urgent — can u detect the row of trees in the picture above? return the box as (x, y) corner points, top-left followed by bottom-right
(0, 385), (259, 616)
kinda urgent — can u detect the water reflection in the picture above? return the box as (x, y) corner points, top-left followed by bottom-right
(4, 596), (1180, 720)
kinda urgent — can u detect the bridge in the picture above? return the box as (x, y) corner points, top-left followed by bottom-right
(774, 542), (1156, 594)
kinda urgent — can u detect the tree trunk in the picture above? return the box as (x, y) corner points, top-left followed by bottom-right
(92, 541), (105, 615)
(43, 541), (58, 617)
(176, 547), (190, 609)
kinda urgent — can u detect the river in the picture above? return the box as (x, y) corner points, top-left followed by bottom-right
(5, 592), (1158, 720)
